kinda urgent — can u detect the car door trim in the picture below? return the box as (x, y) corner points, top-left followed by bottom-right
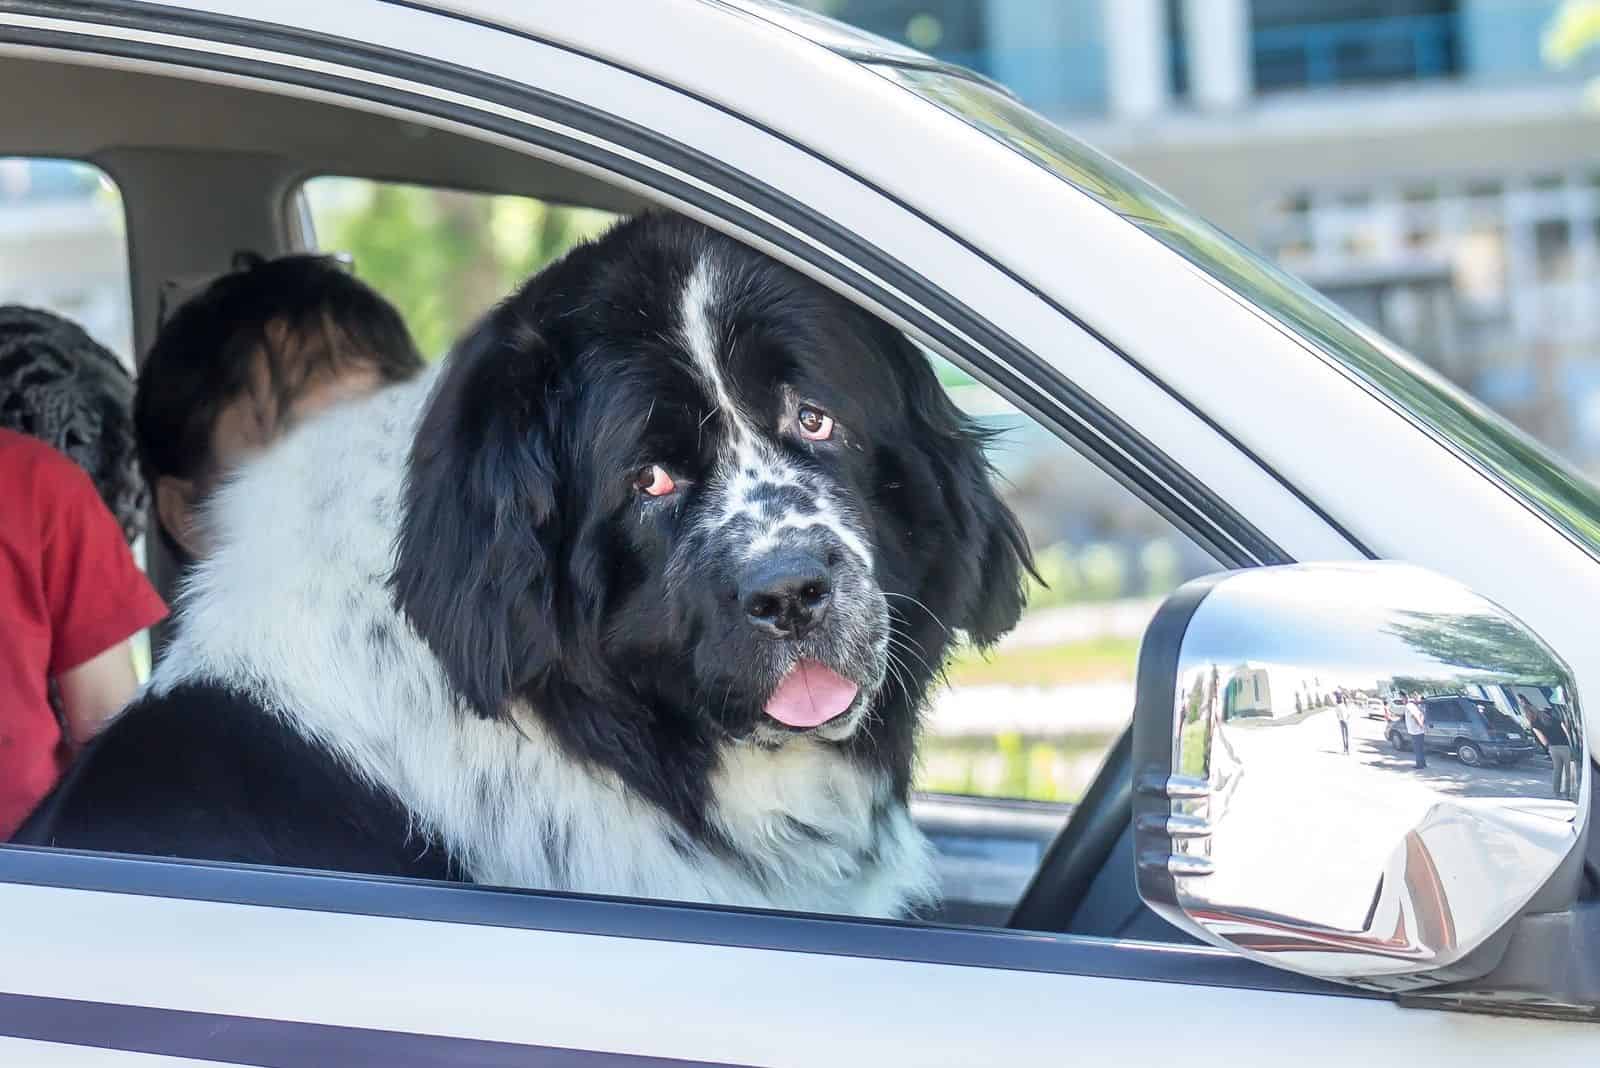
(0, 990), (745, 1067)
(0, 846), (1367, 999)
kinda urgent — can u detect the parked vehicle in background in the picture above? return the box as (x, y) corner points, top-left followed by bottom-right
(1386, 696), (1540, 766)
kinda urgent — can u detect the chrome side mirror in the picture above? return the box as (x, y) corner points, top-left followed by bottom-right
(1134, 562), (1588, 990)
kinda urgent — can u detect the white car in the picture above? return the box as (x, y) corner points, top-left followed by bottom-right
(0, 1), (1594, 1064)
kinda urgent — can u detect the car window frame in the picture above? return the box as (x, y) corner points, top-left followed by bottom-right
(0, 0), (1370, 1001)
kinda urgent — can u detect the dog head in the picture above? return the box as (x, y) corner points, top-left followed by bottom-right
(392, 214), (1030, 815)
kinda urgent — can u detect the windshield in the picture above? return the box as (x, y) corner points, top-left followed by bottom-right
(860, 64), (1600, 563)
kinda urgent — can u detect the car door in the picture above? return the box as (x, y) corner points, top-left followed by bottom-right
(1424, 699), (1458, 754)
(1, 1), (1595, 1063)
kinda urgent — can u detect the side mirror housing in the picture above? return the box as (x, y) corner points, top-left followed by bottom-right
(1133, 562), (1588, 992)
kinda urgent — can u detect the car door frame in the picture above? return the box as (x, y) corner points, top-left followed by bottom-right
(2, 0), (1596, 1060)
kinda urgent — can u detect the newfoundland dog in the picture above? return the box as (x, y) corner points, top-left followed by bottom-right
(25, 213), (1030, 917)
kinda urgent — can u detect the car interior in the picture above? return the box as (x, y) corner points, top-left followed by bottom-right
(2, 50), (1195, 940)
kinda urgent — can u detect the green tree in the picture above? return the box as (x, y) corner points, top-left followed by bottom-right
(310, 179), (615, 359)
(1384, 610), (1561, 682)
(1546, 1), (1600, 103)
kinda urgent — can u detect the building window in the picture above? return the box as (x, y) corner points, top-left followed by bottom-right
(1250, 0), (1461, 92)
(1260, 168), (1600, 472)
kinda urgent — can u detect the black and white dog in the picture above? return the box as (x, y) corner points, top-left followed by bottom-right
(27, 214), (1030, 917)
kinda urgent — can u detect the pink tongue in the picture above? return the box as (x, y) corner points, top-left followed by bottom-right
(764, 660), (860, 728)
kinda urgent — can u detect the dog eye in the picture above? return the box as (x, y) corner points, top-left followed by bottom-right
(796, 404), (834, 442)
(633, 464), (677, 497)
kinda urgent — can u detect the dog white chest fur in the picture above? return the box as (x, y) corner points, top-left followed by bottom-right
(150, 371), (936, 916)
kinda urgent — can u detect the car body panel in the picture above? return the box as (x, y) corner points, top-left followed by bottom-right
(1, 878), (1592, 1066)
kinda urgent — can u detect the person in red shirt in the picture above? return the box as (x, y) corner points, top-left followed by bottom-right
(1, 427), (167, 838)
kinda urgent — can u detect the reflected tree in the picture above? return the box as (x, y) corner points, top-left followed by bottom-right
(1385, 610), (1558, 681)
(1184, 676), (1206, 724)
(1391, 675), (1435, 697)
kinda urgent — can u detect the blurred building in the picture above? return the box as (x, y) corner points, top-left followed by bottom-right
(807, 0), (1600, 473)
(0, 157), (132, 364)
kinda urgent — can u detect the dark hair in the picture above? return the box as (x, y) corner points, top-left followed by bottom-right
(0, 305), (147, 542)
(135, 253), (424, 492)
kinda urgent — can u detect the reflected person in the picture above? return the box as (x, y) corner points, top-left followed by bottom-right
(1527, 698), (1574, 800)
(1403, 692), (1427, 769)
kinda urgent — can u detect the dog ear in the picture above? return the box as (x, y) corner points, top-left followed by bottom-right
(961, 476), (1034, 648)
(883, 328), (1034, 650)
(389, 309), (563, 718)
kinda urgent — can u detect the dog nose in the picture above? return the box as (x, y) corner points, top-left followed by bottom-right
(740, 552), (832, 638)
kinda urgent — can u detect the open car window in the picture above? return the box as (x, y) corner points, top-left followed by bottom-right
(290, 179), (1219, 927)
(5, 41), (1224, 944)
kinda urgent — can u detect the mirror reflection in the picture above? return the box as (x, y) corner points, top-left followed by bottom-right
(1153, 563), (1587, 982)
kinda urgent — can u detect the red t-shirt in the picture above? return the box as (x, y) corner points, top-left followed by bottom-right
(1, 428), (168, 837)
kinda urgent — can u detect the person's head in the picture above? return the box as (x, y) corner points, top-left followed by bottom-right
(0, 305), (147, 543)
(136, 253), (424, 560)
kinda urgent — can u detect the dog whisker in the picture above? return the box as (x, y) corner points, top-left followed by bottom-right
(885, 633), (939, 677)
(883, 591), (951, 636)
